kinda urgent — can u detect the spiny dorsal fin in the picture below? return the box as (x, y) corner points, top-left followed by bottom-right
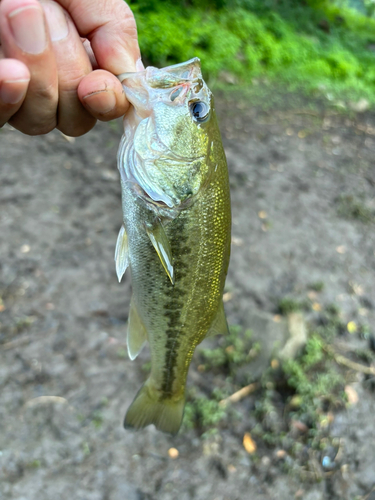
(127, 298), (147, 360)
(115, 224), (129, 282)
(145, 219), (174, 284)
(206, 300), (229, 338)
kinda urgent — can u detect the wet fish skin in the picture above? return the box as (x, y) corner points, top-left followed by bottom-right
(116, 58), (231, 434)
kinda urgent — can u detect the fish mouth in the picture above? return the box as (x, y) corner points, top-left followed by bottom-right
(117, 58), (202, 87)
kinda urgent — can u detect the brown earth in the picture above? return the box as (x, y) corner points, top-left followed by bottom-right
(1, 92), (375, 500)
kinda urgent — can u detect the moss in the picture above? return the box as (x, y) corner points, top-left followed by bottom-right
(198, 325), (259, 375)
(183, 396), (227, 429)
(337, 194), (375, 223)
(277, 297), (310, 315)
(308, 281), (325, 292)
(183, 325), (260, 431)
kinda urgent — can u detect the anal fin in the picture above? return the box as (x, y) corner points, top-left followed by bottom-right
(206, 299), (229, 338)
(145, 219), (174, 284)
(115, 224), (129, 282)
(127, 299), (147, 360)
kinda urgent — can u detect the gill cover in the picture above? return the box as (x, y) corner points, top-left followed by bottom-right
(117, 58), (215, 209)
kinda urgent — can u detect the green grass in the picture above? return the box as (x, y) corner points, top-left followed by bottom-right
(182, 302), (350, 473)
(198, 325), (259, 374)
(337, 194), (375, 223)
(182, 325), (260, 431)
(130, 0), (375, 105)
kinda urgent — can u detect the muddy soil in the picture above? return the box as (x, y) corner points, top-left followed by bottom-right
(1, 94), (375, 500)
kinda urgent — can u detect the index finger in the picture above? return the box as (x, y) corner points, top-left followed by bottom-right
(56, 0), (140, 73)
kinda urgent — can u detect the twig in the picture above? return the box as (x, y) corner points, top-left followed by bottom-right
(23, 396), (69, 409)
(219, 383), (259, 407)
(0, 336), (31, 351)
(325, 346), (375, 376)
(293, 110), (321, 117)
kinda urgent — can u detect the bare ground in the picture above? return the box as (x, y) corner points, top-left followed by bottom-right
(1, 93), (375, 500)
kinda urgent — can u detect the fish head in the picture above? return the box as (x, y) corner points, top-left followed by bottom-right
(120, 58), (218, 209)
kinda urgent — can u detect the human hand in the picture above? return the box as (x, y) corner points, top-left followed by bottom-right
(0, 0), (141, 136)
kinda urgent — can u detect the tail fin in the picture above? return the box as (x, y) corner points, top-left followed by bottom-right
(124, 380), (185, 435)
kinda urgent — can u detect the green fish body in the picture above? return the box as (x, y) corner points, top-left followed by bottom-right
(116, 59), (231, 434)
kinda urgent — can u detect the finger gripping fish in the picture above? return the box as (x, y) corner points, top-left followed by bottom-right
(116, 58), (231, 434)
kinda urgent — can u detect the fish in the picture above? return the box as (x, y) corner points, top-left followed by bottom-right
(115, 58), (231, 434)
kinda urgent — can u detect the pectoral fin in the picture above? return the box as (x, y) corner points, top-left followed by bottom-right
(206, 300), (229, 338)
(115, 224), (129, 282)
(127, 299), (147, 360)
(145, 220), (174, 284)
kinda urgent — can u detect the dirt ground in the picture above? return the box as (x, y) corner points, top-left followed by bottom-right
(1, 92), (375, 500)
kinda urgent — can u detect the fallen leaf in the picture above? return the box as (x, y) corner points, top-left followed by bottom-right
(258, 210), (267, 219)
(271, 359), (279, 369)
(345, 385), (359, 405)
(312, 302), (322, 312)
(168, 448), (179, 459)
(243, 432), (257, 454)
(347, 321), (357, 334)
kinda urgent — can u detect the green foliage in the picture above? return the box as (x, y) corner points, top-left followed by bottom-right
(277, 297), (309, 315)
(183, 393), (227, 429)
(183, 325), (259, 431)
(309, 281), (325, 292)
(283, 334), (344, 418)
(199, 325), (259, 374)
(337, 194), (375, 223)
(130, 0), (375, 103)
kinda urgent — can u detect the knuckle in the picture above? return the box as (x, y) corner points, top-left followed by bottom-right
(9, 116), (56, 135)
(58, 117), (96, 137)
(34, 83), (58, 103)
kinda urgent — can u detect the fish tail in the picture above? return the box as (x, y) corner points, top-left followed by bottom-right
(124, 379), (185, 435)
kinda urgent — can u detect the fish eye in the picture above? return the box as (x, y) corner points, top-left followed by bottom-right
(190, 101), (209, 122)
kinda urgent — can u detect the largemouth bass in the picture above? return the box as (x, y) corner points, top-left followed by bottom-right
(116, 58), (231, 434)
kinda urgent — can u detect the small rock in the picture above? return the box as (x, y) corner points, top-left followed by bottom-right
(304, 489), (324, 500)
(219, 71), (238, 85)
(349, 99), (370, 113)
(279, 312), (307, 361)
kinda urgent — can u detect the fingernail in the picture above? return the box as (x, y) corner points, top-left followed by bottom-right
(42, 1), (69, 42)
(136, 58), (145, 71)
(9, 6), (47, 54)
(0, 79), (29, 104)
(83, 90), (116, 115)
